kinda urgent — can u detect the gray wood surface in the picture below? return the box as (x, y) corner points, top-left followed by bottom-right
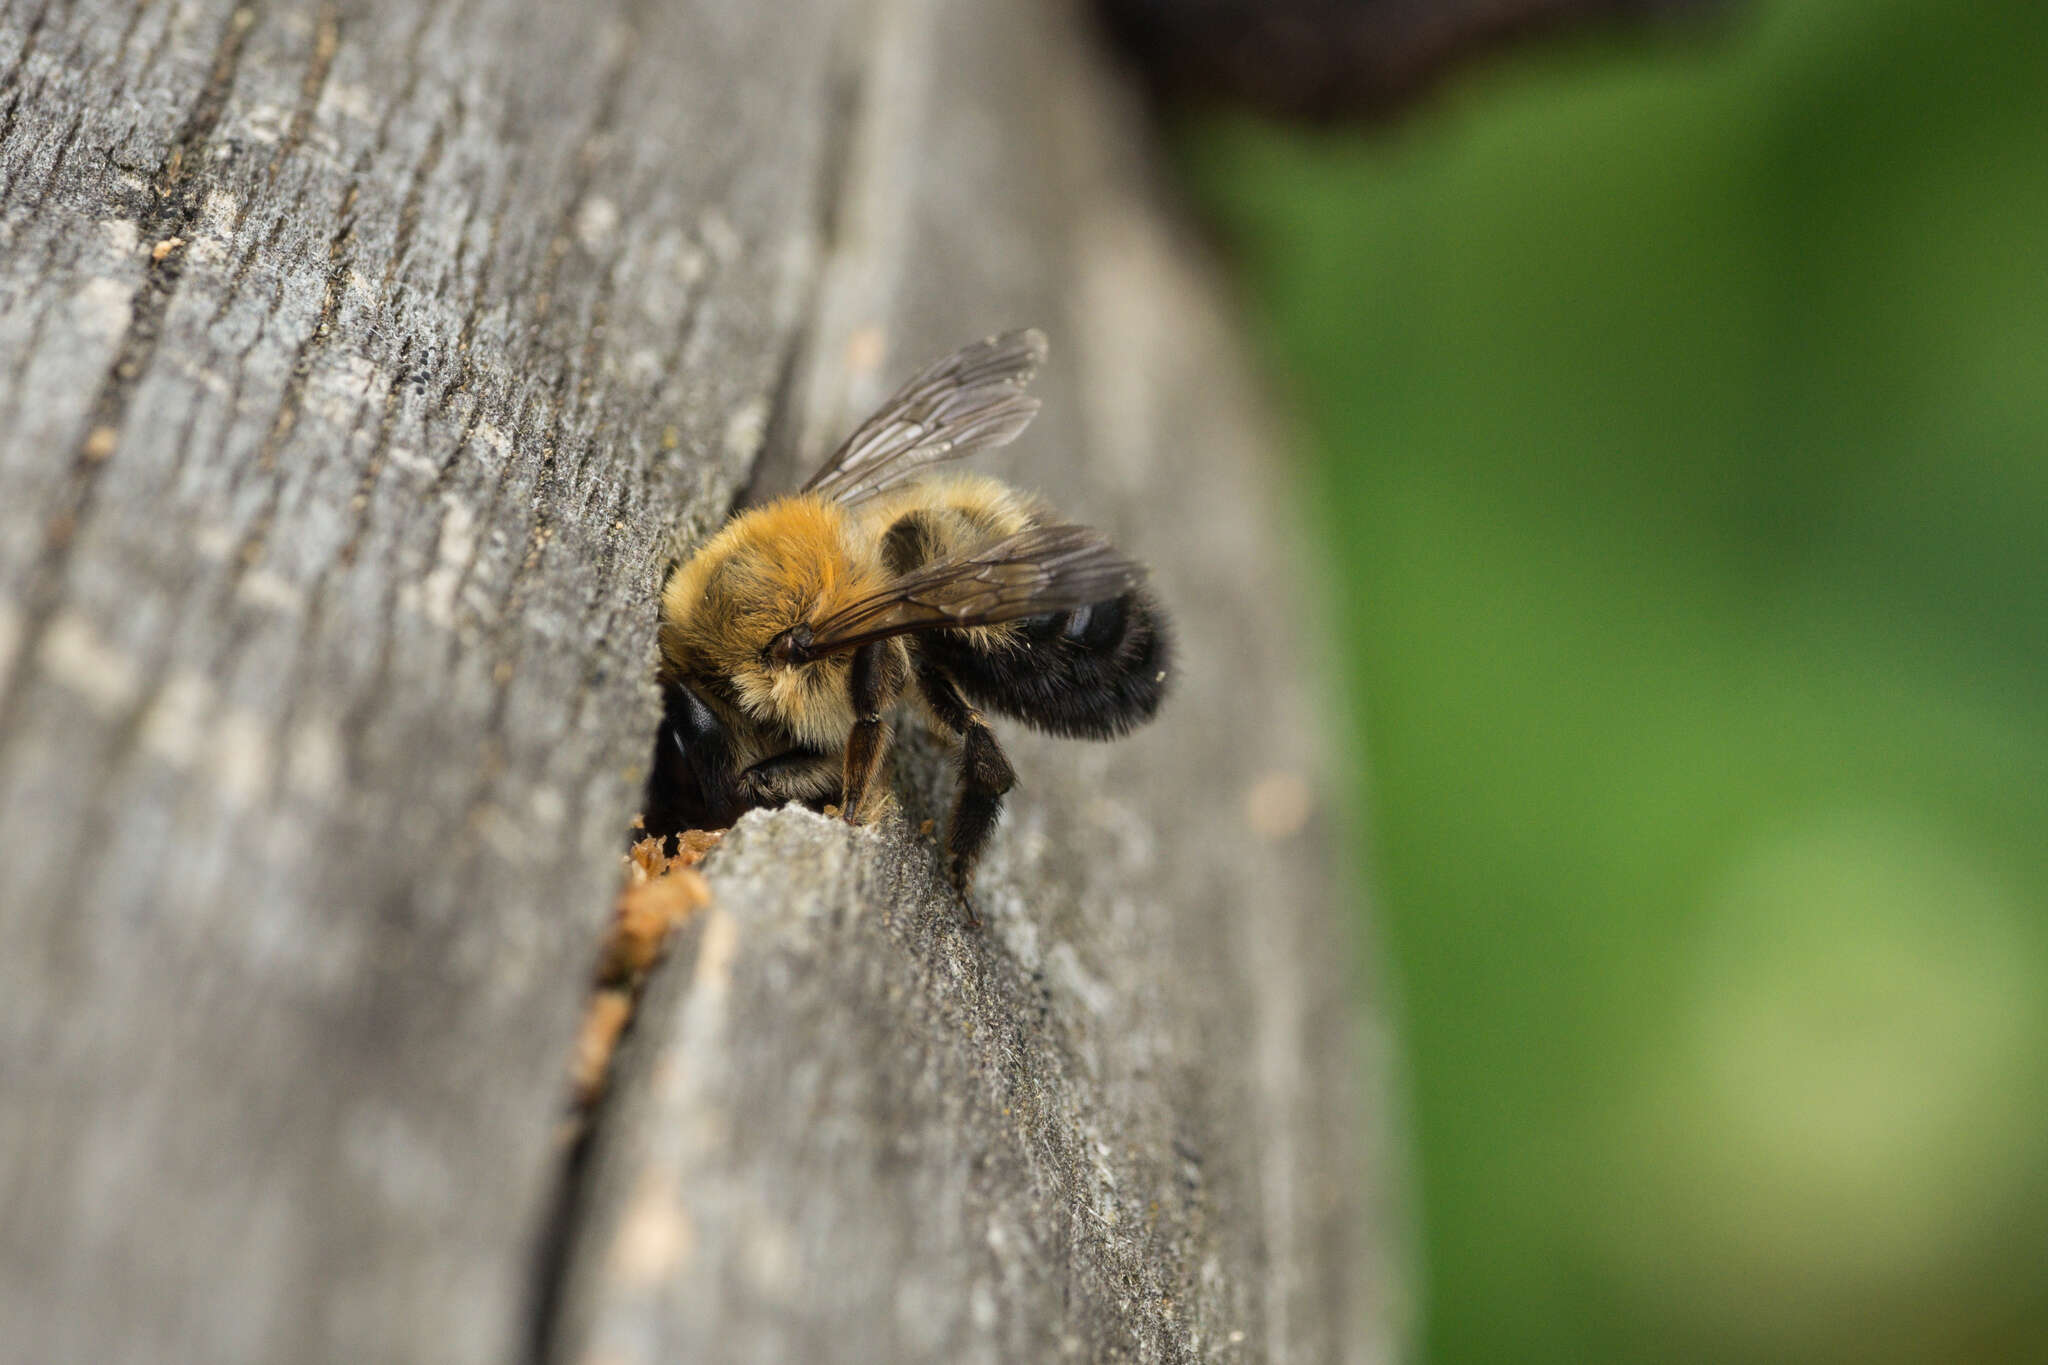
(0, 0), (1403, 1361)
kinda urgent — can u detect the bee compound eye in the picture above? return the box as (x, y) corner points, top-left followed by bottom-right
(679, 687), (715, 729)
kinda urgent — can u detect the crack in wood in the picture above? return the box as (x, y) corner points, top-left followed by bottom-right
(0, 92), (22, 197)
(521, 833), (718, 1365)
(517, 6), (894, 1358)
(731, 8), (875, 512)
(492, 12), (637, 648)
(210, 192), (291, 328)
(334, 330), (417, 567)
(267, 1), (340, 181)
(218, 172), (361, 624)
(424, 398), (491, 545)
(158, 5), (262, 200)
(18, 107), (82, 219)
(111, 0), (158, 71)
(377, 111), (449, 300)
(560, 272), (619, 499)
(134, 0), (192, 91)
(430, 175), (513, 423)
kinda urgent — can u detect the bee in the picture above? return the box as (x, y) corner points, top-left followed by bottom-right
(642, 329), (1172, 896)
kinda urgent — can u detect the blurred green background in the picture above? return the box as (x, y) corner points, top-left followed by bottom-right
(1179, 0), (2048, 1361)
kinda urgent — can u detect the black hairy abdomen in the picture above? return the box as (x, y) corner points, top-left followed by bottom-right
(922, 588), (1173, 739)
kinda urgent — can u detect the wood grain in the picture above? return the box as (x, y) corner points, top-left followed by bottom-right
(0, 0), (1401, 1361)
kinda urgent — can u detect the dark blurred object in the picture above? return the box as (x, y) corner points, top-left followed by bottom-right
(1097, 0), (1732, 119)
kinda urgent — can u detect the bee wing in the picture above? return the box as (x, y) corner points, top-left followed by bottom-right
(802, 329), (1049, 505)
(803, 522), (1143, 654)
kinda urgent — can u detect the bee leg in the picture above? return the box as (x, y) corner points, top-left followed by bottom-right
(914, 658), (1016, 902)
(736, 746), (840, 809)
(839, 720), (894, 824)
(948, 726), (1016, 903)
(839, 641), (900, 824)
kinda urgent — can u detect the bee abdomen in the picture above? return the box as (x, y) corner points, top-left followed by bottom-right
(930, 587), (1172, 740)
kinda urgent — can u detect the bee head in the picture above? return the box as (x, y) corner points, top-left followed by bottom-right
(658, 495), (882, 743)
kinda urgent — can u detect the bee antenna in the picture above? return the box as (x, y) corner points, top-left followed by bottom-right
(768, 623), (815, 664)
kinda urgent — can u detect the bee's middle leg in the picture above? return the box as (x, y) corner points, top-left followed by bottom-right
(913, 657), (1015, 898)
(840, 641), (902, 823)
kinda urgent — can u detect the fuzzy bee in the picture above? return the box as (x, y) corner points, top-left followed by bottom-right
(643, 329), (1171, 895)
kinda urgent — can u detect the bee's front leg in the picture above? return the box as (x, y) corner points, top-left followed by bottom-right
(735, 746), (840, 810)
(839, 641), (901, 824)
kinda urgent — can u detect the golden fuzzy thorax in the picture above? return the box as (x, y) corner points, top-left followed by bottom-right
(859, 472), (1041, 657)
(853, 471), (1036, 550)
(658, 495), (890, 747)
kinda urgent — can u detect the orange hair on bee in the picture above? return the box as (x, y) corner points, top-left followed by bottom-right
(658, 495), (893, 744)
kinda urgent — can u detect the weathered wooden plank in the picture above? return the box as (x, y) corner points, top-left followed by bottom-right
(0, 0), (850, 1359)
(543, 2), (1402, 1362)
(1, 0), (1402, 1361)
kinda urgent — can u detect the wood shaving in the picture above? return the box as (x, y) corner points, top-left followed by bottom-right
(571, 989), (633, 1107)
(570, 828), (723, 1105)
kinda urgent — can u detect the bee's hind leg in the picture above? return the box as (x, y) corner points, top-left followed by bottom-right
(913, 657), (1015, 908)
(949, 726), (1016, 903)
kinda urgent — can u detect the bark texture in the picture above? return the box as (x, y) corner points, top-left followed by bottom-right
(0, 1), (1402, 1362)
